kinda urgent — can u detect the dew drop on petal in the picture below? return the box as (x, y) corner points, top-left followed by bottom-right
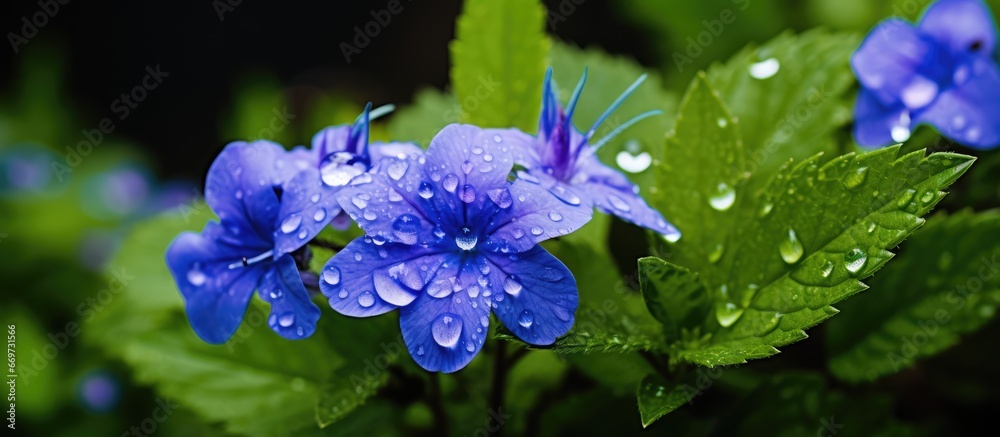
(551, 185), (581, 205)
(608, 194), (631, 212)
(487, 187), (513, 208)
(187, 265), (207, 286)
(392, 214), (421, 245)
(548, 211), (563, 222)
(530, 226), (544, 236)
(323, 266), (341, 285)
(357, 291), (376, 308)
(310, 193), (321, 203)
(277, 312), (295, 328)
(443, 174), (459, 192)
(503, 275), (522, 296)
(517, 310), (534, 328)
(313, 208), (327, 222)
(352, 196), (368, 209)
(281, 214), (302, 234)
(432, 313), (462, 348)
(456, 227), (478, 251)
(459, 184), (477, 203)
(418, 181), (435, 199)
(387, 160), (409, 180)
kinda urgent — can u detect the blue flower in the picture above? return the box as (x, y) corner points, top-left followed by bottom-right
(853, 0), (1000, 149)
(274, 104), (422, 258)
(319, 124), (593, 372)
(498, 69), (680, 238)
(166, 140), (321, 343)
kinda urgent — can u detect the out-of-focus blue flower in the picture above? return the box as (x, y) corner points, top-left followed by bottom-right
(853, 0), (1000, 149)
(320, 124), (592, 372)
(78, 371), (121, 413)
(498, 69), (680, 238)
(166, 141), (320, 343)
(273, 104), (422, 257)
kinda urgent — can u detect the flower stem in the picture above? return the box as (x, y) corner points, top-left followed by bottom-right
(429, 372), (449, 436)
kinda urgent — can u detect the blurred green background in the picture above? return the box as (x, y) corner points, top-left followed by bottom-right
(2, 0), (1000, 435)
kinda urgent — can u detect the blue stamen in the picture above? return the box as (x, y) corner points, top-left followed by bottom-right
(584, 74), (648, 141)
(564, 68), (588, 124)
(228, 250), (274, 269)
(589, 109), (663, 152)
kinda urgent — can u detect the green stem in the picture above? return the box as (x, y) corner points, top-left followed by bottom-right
(428, 372), (449, 436)
(489, 341), (508, 437)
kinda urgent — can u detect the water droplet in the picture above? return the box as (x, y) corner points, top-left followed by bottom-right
(354, 253), (363, 261)
(338, 290), (348, 299)
(503, 275), (522, 296)
(459, 184), (477, 203)
(493, 135), (502, 143)
(716, 117), (728, 128)
(432, 313), (462, 348)
(387, 160), (409, 180)
(455, 227), (478, 250)
(466, 342), (476, 352)
(310, 193), (321, 203)
(608, 194), (631, 212)
(298, 229), (308, 240)
(896, 189), (916, 208)
(416, 345), (425, 356)
(234, 190), (243, 199)
(709, 182), (736, 211)
(324, 266), (341, 285)
(615, 150), (652, 173)
(363, 210), (377, 221)
(313, 208), (327, 222)
(443, 174), (459, 192)
(277, 312), (295, 328)
(842, 167), (868, 189)
(530, 226), (544, 236)
(548, 211), (563, 222)
(358, 291), (375, 308)
(487, 187), (513, 208)
(392, 214), (421, 245)
(891, 113), (912, 143)
(748, 57), (780, 79)
(759, 202), (774, 217)
(187, 266), (207, 286)
(461, 160), (474, 175)
(664, 232), (681, 243)
(844, 248), (867, 276)
(820, 261), (833, 278)
(280, 214), (302, 234)
(779, 228), (804, 264)
(373, 269), (418, 306)
(900, 75), (939, 109)
(352, 196), (368, 209)
(321, 161), (364, 187)
(418, 181), (435, 199)
(708, 243), (724, 263)
(715, 302), (744, 327)
(517, 310), (534, 328)
(919, 190), (935, 205)
(551, 185), (582, 205)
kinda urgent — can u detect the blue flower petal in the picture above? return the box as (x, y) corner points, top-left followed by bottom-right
(919, 0), (997, 56)
(205, 141), (286, 246)
(423, 124), (516, 219)
(574, 157), (679, 237)
(399, 262), (492, 373)
(313, 125), (362, 160)
(853, 89), (911, 148)
(258, 255), (321, 339)
(485, 179), (593, 253)
(321, 238), (447, 317)
(165, 222), (265, 344)
(483, 245), (577, 346)
(851, 19), (931, 106)
(336, 154), (443, 245)
(917, 57), (1000, 148)
(273, 168), (343, 258)
(483, 128), (542, 169)
(368, 141), (424, 163)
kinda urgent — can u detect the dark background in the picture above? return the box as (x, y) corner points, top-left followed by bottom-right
(1, 0), (653, 181)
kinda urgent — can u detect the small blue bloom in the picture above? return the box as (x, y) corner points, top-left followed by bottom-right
(166, 140), (321, 343)
(499, 69), (680, 238)
(320, 124), (592, 372)
(273, 104), (422, 257)
(853, 0), (1000, 149)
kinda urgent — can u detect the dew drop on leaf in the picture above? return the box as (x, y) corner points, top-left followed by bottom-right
(778, 228), (804, 264)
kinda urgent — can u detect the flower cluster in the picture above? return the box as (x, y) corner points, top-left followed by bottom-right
(166, 70), (677, 372)
(853, 0), (1000, 149)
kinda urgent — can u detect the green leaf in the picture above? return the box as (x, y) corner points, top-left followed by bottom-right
(638, 257), (710, 342)
(651, 75), (976, 368)
(88, 208), (398, 435)
(706, 29), (860, 193)
(827, 210), (1000, 383)
(450, 0), (550, 130)
(386, 88), (456, 147)
(636, 373), (692, 428)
